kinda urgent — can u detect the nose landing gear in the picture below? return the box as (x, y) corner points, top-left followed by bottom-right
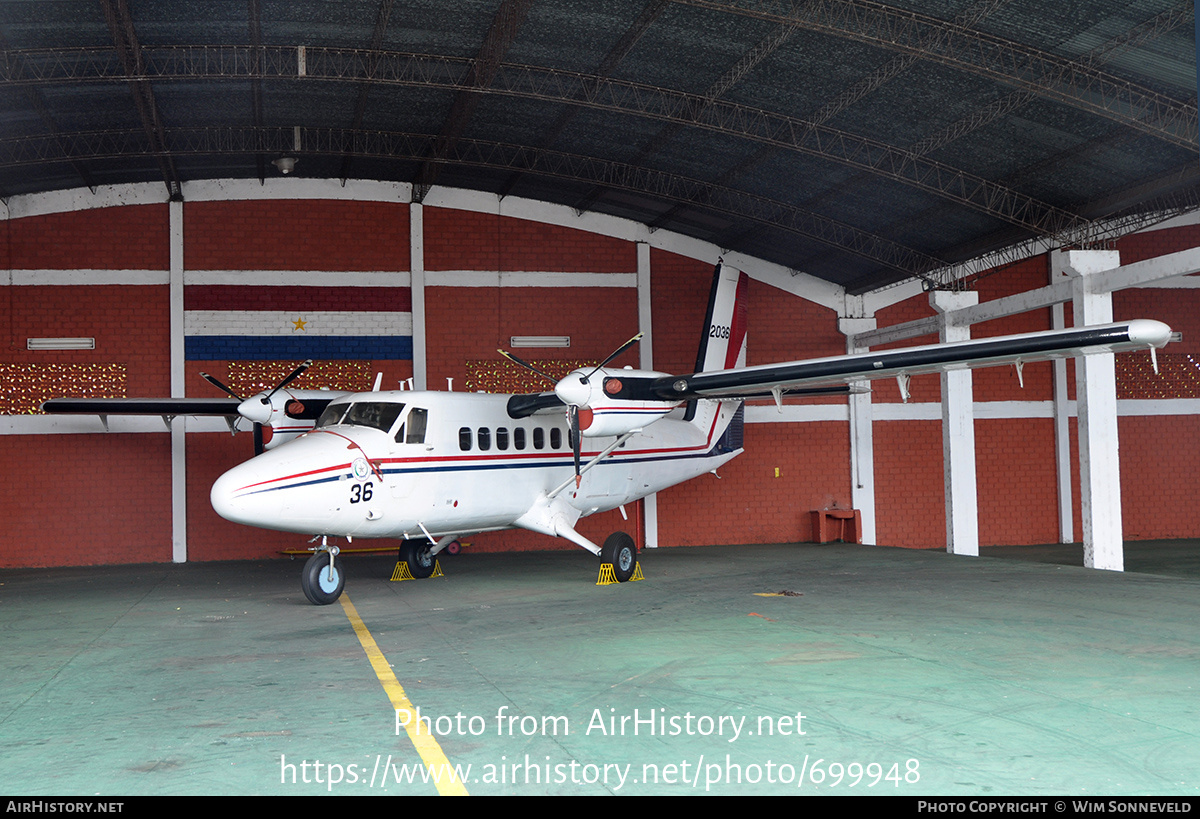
(301, 538), (345, 605)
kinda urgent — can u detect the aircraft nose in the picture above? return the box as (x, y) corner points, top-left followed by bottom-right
(210, 461), (263, 527)
(209, 431), (362, 534)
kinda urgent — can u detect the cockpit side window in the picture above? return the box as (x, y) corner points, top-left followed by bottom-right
(334, 401), (405, 433)
(316, 403), (350, 428)
(404, 407), (428, 444)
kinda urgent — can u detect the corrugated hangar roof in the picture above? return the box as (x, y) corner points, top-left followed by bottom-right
(0, 0), (1197, 292)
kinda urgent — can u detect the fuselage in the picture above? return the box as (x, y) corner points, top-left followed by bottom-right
(210, 389), (743, 541)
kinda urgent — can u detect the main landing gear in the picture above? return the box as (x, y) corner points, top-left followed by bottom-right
(600, 531), (638, 583)
(399, 540), (436, 579)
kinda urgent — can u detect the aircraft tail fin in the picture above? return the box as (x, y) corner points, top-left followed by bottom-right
(686, 262), (748, 434)
(694, 261), (749, 374)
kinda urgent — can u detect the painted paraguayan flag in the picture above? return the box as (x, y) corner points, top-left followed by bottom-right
(183, 284), (412, 361)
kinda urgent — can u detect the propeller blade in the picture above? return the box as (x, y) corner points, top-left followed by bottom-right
(265, 359), (313, 401)
(199, 371), (243, 400)
(570, 405), (582, 488)
(586, 332), (643, 380)
(253, 423), (265, 456)
(498, 349), (557, 385)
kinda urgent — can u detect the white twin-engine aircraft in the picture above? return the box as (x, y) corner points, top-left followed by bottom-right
(44, 263), (1174, 605)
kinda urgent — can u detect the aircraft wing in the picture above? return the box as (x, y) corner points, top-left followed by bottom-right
(644, 320), (1173, 401)
(42, 397), (243, 416)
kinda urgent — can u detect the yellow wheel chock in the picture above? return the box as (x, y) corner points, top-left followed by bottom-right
(391, 559), (444, 581)
(596, 561), (644, 585)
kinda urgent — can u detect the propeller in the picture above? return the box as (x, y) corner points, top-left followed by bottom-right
(588, 333), (642, 379)
(198, 371), (241, 400)
(199, 360), (313, 455)
(569, 405), (581, 487)
(496, 349), (557, 385)
(500, 335), (642, 489)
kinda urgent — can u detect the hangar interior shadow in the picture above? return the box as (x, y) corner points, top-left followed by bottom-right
(1, 540), (1197, 795)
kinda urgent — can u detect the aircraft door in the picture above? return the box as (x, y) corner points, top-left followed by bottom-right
(389, 407), (429, 501)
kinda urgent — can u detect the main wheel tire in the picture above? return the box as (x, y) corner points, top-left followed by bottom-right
(301, 551), (345, 605)
(401, 541), (436, 579)
(601, 531), (637, 582)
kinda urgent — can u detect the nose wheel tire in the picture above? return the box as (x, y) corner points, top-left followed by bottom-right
(301, 551), (345, 605)
(401, 541), (436, 579)
(600, 531), (637, 583)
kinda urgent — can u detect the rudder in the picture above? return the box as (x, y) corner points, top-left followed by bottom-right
(694, 261), (749, 373)
(686, 261), (749, 432)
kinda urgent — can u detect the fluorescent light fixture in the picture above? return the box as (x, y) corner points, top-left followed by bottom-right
(510, 335), (570, 348)
(27, 337), (95, 350)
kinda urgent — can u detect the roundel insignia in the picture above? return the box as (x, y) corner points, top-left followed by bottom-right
(352, 458), (370, 480)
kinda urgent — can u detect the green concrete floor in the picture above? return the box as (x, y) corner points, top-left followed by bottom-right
(1, 541), (1198, 796)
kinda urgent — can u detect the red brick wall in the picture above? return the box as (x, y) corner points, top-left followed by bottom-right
(1119, 416), (1199, 539)
(656, 421), (852, 546)
(977, 418), (1060, 546)
(0, 433), (173, 568)
(874, 420), (945, 547)
(424, 286), (638, 392)
(185, 200), (409, 271)
(870, 240), (1200, 549)
(4, 197), (1199, 568)
(424, 208), (636, 272)
(649, 251), (852, 546)
(421, 209), (638, 552)
(3, 204), (170, 270)
(2, 285), (171, 395)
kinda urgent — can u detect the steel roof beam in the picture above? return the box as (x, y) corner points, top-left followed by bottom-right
(248, 0), (266, 182)
(574, 18), (798, 214)
(0, 45), (1093, 244)
(98, 0), (181, 200)
(339, 0), (396, 183)
(413, 0), (534, 202)
(674, 0), (1197, 150)
(498, 0), (670, 199)
(0, 124), (946, 280)
(651, 0), (1011, 234)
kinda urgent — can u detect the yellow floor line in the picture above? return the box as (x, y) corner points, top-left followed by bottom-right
(340, 594), (470, 796)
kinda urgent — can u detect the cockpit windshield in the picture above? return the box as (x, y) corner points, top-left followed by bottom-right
(315, 401), (405, 433)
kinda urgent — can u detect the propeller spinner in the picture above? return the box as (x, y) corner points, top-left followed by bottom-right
(200, 360), (313, 454)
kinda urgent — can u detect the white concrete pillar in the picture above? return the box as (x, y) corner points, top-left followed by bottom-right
(1048, 253), (1074, 544)
(838, 315), (877, 545)
(1061, 249), (1124, 571)
(169, 199), (187, 563)
(638, 243), (658, 548)
(410, 202), (427, 390)
(637, 243), (653, 371)
(931, 290), (979, 556)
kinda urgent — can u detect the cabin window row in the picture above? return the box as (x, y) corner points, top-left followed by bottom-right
(458, 425), (563, 452)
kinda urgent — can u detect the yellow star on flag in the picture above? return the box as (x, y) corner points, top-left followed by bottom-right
(292, 317), (307, 332)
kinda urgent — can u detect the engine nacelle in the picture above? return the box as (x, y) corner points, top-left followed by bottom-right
(239, 390), (329, 450)
(555, 367), (679, 437)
